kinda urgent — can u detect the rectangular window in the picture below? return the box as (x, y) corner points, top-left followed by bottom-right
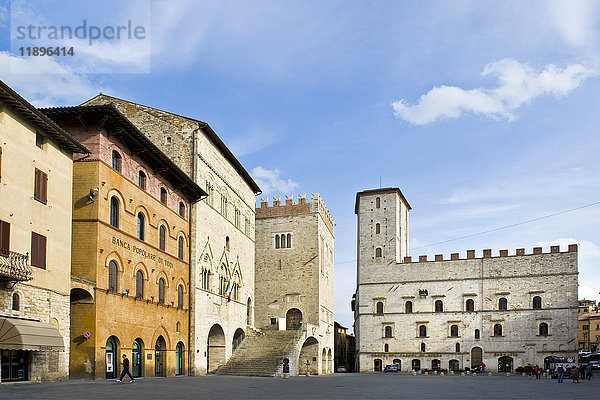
(34, 168), (48, 204)
(583, 325), (589, 330)
(35, 132), (44, 148)
(0, 220), (10, 257)
(31, 232), (47, 269)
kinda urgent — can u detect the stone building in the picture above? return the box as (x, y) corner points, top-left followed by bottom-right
(253, 193), (335, 375)
(334, 321), (355, 372)
(80, 95), (261, 375)
(353, 187), (579, 373)
(42, 105), (205, 379)
(0, 80), (88, 382)
(578, 300), (600, 352)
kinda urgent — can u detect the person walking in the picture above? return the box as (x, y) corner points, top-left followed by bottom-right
(556, 364), (565, 383)
(534, 365), (541, 379)
(571, 366), (580, 383)
(117, 354), (135, 383)
(480, 362), (486, 373)
(585, 364), (593, 380)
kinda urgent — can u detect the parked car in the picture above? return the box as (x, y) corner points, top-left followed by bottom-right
(336, 365), (347, 372)
(384, 364), (399, 373)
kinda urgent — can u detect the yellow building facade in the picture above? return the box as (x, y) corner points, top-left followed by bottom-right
(0, 80), (88, 382)
(43, 105), (206, 380)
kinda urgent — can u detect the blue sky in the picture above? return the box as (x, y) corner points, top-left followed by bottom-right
(1, 0), (599, 331)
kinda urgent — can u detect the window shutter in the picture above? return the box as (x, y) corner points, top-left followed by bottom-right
(0, 146), (3, 181)
(0, 220), (10, 257)
(42, 171), (48, 203)
(39, 234), (46, 269)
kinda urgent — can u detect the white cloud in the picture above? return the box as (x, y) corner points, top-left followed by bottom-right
(228, 127), (278, 157)
(251, 166), (298, 195)
(0, 51), (103, 106)
(392, 58), (597, 125)
(548, 0), (600, 49)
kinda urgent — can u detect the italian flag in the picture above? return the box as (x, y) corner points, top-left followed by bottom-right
(225, 279), (233, 302)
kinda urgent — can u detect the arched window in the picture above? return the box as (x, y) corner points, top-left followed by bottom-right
(159, 225), (166, 251)
(160, 188), (167, 204)
(12, 292), (19, 311)
(375, 223), (380, 234)
(532, 296), (542, 309)
(287, 233), (292, 248)
(275, 235), (280, 249)
(493, 323), (503, 337)
(450, 325), (459, 337)
(405, 301), (413, 313)
(474, 329), (480, 339)
(179, 202), (185, 217)
(137, 213), (145, 240)
(375, 248), (382, 258)
(419, 325), (427, 337)
(435, 300), (444, 312)
(138, 171), (147, 189)
(539, 322), (549, 336)
(455, 343), (460, 353)
(177, 285), (184, 308)
(384, 344), (389, 352)
(136, 270), (144, 298)
(420, 343), (426, 352)
(384, 326), (392, 338)
(111, 150), (122, 172)
(158, 278), (165, 304)
(376, 301), (384, 314)
(110, 197), (119, 228)
(280, 234), (286, 248)
(178, 236), (184, 260)
(376, 197), (381, 208)
(225, 236), (230, 252)
(465, 299), (474, 312)
(499, 297), (508, 310)
(108, 260), (118, 292)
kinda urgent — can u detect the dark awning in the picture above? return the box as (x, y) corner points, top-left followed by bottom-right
(0, 317), (65, 351)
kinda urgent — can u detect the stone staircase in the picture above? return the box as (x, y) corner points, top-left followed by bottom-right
(215, 328), (301, 377)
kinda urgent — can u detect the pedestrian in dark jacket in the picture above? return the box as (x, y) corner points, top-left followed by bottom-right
(571, 367), (580, 383)
(117, 354), (135, 383)
(585, 364), (593, 380)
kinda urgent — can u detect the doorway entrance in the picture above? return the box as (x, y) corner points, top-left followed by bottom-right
(1, 350), (29, 381)
(207, 324), (226, 373)
(175, 342), (184, 375)
(105, 336), (118, 379)
(155, 336), (166, 377)
(498, 356), (513, 372)
(471, 347), (482, 369)
(286, 308), (302, 330)
(132, 339), (144, 377)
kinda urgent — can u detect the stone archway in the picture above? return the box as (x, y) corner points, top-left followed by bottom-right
(246, 297), (253, 326)
(471, 347), (482, 369)
(207, 324), (226, 373)
(233, 328), (245, 352)
(299, 337), (319, 375)
(498, 356), (513, 372)
(286, 308), (302, 330)
(327, 349), (332, 374)
(155, 335), (166, 377)
(321, 348), (327, 374)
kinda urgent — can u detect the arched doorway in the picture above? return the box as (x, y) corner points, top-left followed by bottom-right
(246, 297), (253, 326)
(286, 308), (302, 330)
(471, 347), (482, 369)
(132, 338), (144, 378)
(70, 288), (93, 302)
(498, 356), (513, 372)
(393, 359), (401, 370)
(175, 342), (185, 375)
(374, 359), (382, 372)
(105, 336), (119, 379)
(322, 348), (327, 374)
(299, 337), (319, 375)
(327, 349), (333, 374)
(207, 324), (226, 373)
(155, 336), (166, 377)
(412, 359), (421, 371)
(233, 328), (245, 352)
(449, 359), (459, 372)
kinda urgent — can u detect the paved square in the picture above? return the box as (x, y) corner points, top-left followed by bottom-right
(0, 373), (598, 399)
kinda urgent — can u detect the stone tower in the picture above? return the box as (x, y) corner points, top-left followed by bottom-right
(355, 188), (411, 282)
(254, 193), (335, 374)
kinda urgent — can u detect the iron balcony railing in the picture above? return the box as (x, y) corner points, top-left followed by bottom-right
(0, 250), (33, 282)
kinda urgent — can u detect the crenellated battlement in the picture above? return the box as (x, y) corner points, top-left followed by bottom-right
(256, 193), (334, 235)
(402, 244), (578, 264)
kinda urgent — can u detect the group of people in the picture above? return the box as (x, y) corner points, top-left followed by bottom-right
(555, 364), (593, 383)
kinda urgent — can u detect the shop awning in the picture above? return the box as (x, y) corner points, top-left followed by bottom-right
(0, 317), (65, 351)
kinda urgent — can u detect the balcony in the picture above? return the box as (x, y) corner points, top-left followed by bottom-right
(0, 250), (33, 287)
